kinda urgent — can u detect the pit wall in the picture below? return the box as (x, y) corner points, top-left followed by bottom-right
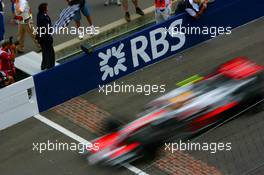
(0, 77), (39, 130)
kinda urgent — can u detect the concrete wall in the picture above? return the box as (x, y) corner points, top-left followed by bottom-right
(0, 77), (39, 130)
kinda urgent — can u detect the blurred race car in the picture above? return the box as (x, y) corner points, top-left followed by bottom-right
(86, 57), (264, 166)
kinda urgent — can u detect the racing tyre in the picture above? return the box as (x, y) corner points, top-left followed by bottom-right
(103, 118), (123, 132)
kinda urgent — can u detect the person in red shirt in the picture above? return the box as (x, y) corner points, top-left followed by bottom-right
(1, 37), (16, 61)
(0, 49), (15, 86)
(155, 0), (172, 23)
(0, 48), (16, 84)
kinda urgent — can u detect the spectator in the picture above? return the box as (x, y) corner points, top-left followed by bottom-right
(0, 47), (16, 86)
(36, 3), (55, 70)
(0, 0), (3, 12)
(14, 0), (41, 53)
(155, 0), (172, 23)
(0, 71), (9, 88)
(175, 0), (209, 19)
(0, 0), (4, 42)
(0, 70), (15, 88)
(0, 0), (3, 11)
(104, 0), (121, 6)
(10, 0), (17, 24)
(11, 0), (15, 13)
(122, 0), (144, 22)
(1, 37), (16, 62)
(66, 0), (95, 39)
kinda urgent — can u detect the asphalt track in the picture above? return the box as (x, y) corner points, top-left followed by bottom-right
(1, 17), (264, 175)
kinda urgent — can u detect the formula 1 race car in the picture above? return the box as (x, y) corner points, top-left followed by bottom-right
(86, 57), (264, 166)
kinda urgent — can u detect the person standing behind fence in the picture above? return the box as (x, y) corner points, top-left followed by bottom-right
(36, 3), (55, 70)
(0, 0), (3, 11)
(122, 0), (144, 22)
(155, 0), (172, 23)
(66, 0), (95, 39)
(175, 0), (208, 19)
(0, 0), (4, 42)
(1, 37), (16, 63)
(0, 47), (15, 85)
(14, 0), (41, 53)
(10, 0), (17, 23)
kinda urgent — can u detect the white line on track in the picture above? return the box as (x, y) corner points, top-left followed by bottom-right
(34, 114), (149, 175)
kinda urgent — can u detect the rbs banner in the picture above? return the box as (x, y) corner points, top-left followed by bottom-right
(98, 19), (185, 81)
(34, 0), (264, 112)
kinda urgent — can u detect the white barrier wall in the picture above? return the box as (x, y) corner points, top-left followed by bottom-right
(0, 77), (39, 130)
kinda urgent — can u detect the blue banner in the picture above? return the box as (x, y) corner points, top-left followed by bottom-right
(33, 0), (264, 112)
